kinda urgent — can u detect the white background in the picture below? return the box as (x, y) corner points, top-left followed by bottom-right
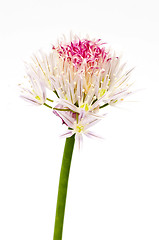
(0, 0), (159, 240)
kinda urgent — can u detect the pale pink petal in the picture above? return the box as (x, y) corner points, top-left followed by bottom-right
(60, 130), (74, 138)
(75, 134), (83, 150)
(84, 131), (104, 139)
(56, 111), (74, 128)
(58, 99), (79, 113)
(20, 95), (40, 105)
(83, 117), (101, 129)
(88, 112), (107, 119)
(91, 92), (108, 110)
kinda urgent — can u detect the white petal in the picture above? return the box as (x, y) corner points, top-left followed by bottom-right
(20, 95), (41, 105)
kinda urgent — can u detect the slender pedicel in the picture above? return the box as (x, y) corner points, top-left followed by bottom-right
(44, 103), (52, 109)
(46, 97), (54, 102)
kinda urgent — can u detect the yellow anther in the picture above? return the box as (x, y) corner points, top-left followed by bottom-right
(35, 95), (41, 101)
(80, 103), (90, 112)
(99, 88), (106, 97)
(76, 124), (84, 133)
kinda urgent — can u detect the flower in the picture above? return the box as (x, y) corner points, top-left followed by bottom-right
(58, 110), (103, 149)
(20, 66), (46, 105)
(20, 34), (133, 146)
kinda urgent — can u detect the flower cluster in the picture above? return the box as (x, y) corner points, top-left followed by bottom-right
(20, 35), (133, 146)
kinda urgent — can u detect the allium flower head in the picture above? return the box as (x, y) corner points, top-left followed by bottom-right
(20, 34), (133, 146)
(51, 36), (133, 110)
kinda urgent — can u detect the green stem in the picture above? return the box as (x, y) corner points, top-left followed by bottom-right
(53, 134), (75, 240)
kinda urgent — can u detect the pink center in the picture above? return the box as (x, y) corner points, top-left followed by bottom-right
(53, 39), (108, 71)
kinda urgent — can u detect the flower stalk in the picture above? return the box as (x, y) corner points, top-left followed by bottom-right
(46, 97), (54, 102)
(53, 134), (75, 240)
(44, 103), (52, 109)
